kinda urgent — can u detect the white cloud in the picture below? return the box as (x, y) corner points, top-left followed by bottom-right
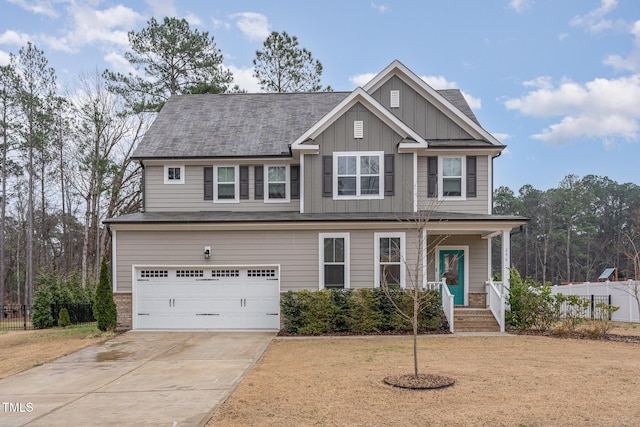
(184, 12), (203, 26)
(212, 17), (231, 30)
(144, 0), (176, 18)
(104, 51), (137, 76)
(505, 75), (640, 145)
(6, 0), (58, 18)
(232, 12), (270, 42)
(570, 0), (619, 33)
(421, 75), (457, 89)
(508, 0), (533, 14)
(228, 65), (261, 92)
(371, 3), (390, 13)
(0, 30), (32, 46)
(349, 73), (376, 87)
(0, 50), (10, 66)
(43, 3), (143, 53)
(604, 20), (640, 72)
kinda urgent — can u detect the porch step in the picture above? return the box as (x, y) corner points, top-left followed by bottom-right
(453, 308), (500, 332)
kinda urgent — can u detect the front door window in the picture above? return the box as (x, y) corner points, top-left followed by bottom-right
(439, 249), (465, 305)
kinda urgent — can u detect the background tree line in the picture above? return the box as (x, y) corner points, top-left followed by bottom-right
(1, 17), (328, 307)
(494, 174), (640, 286)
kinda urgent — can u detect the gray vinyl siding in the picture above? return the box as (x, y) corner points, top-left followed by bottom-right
(371, 75), (473, 140)
(114, 228), (420, 292)
(304, 102), (414, 213)
(426, 234), (488, 294)
(416, 155), (490, 214)
(145, 163), (299, 212)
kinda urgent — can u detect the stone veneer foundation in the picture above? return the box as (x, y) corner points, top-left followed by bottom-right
(113, 292), (132, 331)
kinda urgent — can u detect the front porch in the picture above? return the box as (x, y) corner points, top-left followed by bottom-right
(420, 225), (518, 333)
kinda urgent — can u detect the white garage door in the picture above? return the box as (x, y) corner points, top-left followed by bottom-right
(133, 266), (280, 330)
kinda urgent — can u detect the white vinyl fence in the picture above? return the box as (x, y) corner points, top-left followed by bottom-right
(551, 281), (640, 323)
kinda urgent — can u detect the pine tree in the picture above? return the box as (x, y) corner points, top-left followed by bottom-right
(93, 256), (117, 331)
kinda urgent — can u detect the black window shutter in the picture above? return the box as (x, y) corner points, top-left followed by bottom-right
(427, 157), (437, 198)
(467, 156), (477, 198)
(384, 154), (394, 196)
(204, 167), (213, 201)
(239, 166), (249, 199)
(290, 165), (300, 199)
(254, 166), (264, 200)
(322, 156), (332, 197)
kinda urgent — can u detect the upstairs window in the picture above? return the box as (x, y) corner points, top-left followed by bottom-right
(265, 165), (289, 202)
(164, 165), (184, 184)
(334, 152), (383, 199)
(427, 156), (477, 200)
(441, 157), (463, 197)
(214, 165), (239, 202)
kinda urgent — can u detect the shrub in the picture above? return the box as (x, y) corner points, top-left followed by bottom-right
(94, 256), (118, 332)
(298, 290), (336, 335)
(58, 307), (70, 328)
(280, 287), (442, 335)
(280, 291), (303, 334)
(347, 288), (383, 333)
(31, 288), (54, 329)
(506, 269), (557, 331)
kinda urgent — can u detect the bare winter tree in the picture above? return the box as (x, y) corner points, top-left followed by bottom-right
(380, 202), (454, 389)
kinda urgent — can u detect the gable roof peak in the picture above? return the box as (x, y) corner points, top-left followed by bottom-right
(363, 60), (502, 146)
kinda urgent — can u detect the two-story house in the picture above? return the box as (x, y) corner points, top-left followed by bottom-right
(105, 60), (527, 331)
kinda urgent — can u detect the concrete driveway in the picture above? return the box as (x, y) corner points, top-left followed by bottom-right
(0, 331), (275, 427)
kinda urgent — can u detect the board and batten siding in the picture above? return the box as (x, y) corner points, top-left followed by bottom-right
(370, 75), (473, 140)
(427, 234), (488, 294)
(416, 155), (490, 214)
(114, 228), (421, 292)
(144, 163), (300, 212)
(304, 102), (414, 214)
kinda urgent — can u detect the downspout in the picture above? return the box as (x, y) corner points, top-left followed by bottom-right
(491, 151), (502, 215)
(140, 160), (146, 212)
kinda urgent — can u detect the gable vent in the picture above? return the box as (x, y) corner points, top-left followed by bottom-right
(354, 120), (364, 139)
(390, 90), (400, 108)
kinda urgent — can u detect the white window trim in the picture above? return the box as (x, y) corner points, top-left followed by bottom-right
(213, 165), (239, 203)
(438, 156), (466, 201)
(374, 232), (406, 288)
(264, 164), (290, 203)
(318, 233), (350, 290)
(164, 165), (184, 184)
(333, 151), (384, 200)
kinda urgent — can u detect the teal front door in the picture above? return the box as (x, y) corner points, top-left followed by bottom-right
(439, 250), (465, 305)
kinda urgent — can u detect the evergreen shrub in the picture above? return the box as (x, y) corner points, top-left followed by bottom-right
(280, 287), (442, 335)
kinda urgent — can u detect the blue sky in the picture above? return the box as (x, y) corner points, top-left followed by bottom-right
(1, 0), (639, 191)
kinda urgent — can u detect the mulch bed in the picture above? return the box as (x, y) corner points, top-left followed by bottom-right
(383, 373), (455, 390)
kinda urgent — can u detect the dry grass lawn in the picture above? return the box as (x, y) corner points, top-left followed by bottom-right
(208, 330), (640, 427)
(0, 325), (111, 379)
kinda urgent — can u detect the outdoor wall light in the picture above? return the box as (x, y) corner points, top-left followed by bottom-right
(204, 246), (211, 259)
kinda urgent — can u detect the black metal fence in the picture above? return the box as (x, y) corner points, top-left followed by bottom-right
(557, 295), (613, 320)
(1, 303), (95, 331)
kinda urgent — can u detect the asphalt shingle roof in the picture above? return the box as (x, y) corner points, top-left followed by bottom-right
(132, 89), (487, 160)
(132, 92), (351, 159)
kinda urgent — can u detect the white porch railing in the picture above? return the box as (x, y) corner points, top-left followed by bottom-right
(486, 279), (505, 332)
(429, 278), (454, 333)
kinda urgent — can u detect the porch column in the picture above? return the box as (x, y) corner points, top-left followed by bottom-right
(502, 229), (511, 293)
